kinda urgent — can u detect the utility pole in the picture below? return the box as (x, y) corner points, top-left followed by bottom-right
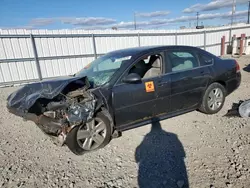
(231, 0), (236, 26)
(248, 1), (250, 24)
(134, 12), (137, 30)
(196, 12), (200, 27)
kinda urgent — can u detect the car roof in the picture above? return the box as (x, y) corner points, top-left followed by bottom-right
(106, 45), (202, 57)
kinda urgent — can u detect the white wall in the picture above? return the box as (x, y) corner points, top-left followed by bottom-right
(0, 24), (250, 86)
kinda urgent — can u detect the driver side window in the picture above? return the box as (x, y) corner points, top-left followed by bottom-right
(128, 54), (163, 80)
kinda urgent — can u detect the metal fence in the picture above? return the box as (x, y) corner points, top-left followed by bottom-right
(0, 24), (250, 87)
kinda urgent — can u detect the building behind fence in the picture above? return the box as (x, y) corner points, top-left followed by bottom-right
(0, 24), (250, 87)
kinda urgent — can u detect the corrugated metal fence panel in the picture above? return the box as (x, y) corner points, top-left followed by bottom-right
(95, 36), (138, 54)
(1, 30), (16, 59)
(177, 32), (204, 47)
(1, 25), (250, 85)
(205, 29), (230, 56)
(206, 46), (221, 56)
(51, 30), (69, 76)
(41, 29), (93, 78)
(207, 30), (230, 45)
(140, 35), (175, 46)
(0, 60), (38, 82)
(0, 29), (39, 82)
(32, 29), (95, 78)
(232, 27), (250, 37)
(39, 57), (94, 78)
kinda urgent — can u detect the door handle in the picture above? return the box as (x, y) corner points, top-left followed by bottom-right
(200, 70), (208, 76)
(182, 77), (191, 81)
(158, 81), (168, 87)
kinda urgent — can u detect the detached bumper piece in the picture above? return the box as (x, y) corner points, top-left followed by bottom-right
(224, 99), (250, 118)
(239, 100), (250, 118)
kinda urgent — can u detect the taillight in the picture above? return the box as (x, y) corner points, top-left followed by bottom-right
(235, 60), (240, 73)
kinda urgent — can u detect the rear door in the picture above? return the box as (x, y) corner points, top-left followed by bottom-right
(166, 48), (211, 112)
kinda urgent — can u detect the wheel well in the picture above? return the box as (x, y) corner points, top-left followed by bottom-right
(215, 80), (227, 88)
(98, 106), (115, 133)
(210, 80), (228, 95)
(203, 80), (227, 98)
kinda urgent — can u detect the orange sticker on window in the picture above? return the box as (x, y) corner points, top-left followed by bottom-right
(145, 81), (155, 92)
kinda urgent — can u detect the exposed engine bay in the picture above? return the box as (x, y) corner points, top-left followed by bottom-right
(32, 88), (97, 137)
(6, 76), (105, 146)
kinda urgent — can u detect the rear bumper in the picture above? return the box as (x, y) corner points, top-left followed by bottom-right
(226, 72), (241, 95)
(236, 72), (241, 87)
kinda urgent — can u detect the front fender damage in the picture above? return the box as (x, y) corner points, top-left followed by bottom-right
(6, 77), (112, 146)
(57, 90), (98, 146)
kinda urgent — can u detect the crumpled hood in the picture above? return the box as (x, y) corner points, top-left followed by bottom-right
(7, 76), (90, 113)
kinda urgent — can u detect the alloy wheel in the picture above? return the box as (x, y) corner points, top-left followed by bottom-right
(207, 88), (223, 111)
(76, 117), (107, 150)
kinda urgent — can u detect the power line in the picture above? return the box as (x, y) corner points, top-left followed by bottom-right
(248, 1), (250, 24)
(231, 0), (236, 26)
(134, 12), (137, 30)
(196, 12), (200, 27)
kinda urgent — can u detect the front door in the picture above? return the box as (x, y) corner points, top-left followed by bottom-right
(112, 51), (168, 128)
(112, 79), (158, 127)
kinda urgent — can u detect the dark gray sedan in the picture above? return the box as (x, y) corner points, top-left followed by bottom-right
(7, 45), (241, 155)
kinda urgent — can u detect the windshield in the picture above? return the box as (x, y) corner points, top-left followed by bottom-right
(75, 53), (133, 87)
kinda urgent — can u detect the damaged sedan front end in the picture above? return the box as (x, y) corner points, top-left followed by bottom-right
(6, 50), (131, 155)
(6, 76), (102, 147)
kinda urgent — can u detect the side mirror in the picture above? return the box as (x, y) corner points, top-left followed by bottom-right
(123, 73), (141, 83)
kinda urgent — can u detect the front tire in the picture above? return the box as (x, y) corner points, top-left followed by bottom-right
(65, 111), (112, 155)
(199, 82), (226, 114)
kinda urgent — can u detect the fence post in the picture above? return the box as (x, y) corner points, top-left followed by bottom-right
(138, 33), (141, 47)
(30, 34), (42, 80)
(204, 30), (207, 50)
(229, 27), (232, 45)
(220, 36), (225, 56)
(240, 33), (246, 56)
(175, 31), (177, 45)
(232, 34), (237, 56)
(92, 34), (97, 59)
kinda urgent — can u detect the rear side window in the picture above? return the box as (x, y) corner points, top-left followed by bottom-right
(167, 50), (199, 72)
(172, 52), (194, 58)
(199, 53), (214, 66)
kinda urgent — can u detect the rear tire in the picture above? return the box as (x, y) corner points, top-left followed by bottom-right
(65, 111), (112, 155)
(199, 83), (226, 114)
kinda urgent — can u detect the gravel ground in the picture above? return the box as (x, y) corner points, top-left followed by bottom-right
(0, 55), (250, 188)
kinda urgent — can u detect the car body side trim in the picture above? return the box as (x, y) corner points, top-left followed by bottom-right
(114, 97), (159, 111)
(116, 106), (197, 131)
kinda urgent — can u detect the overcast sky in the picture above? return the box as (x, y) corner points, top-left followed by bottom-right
(0, 0), (249, 30)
